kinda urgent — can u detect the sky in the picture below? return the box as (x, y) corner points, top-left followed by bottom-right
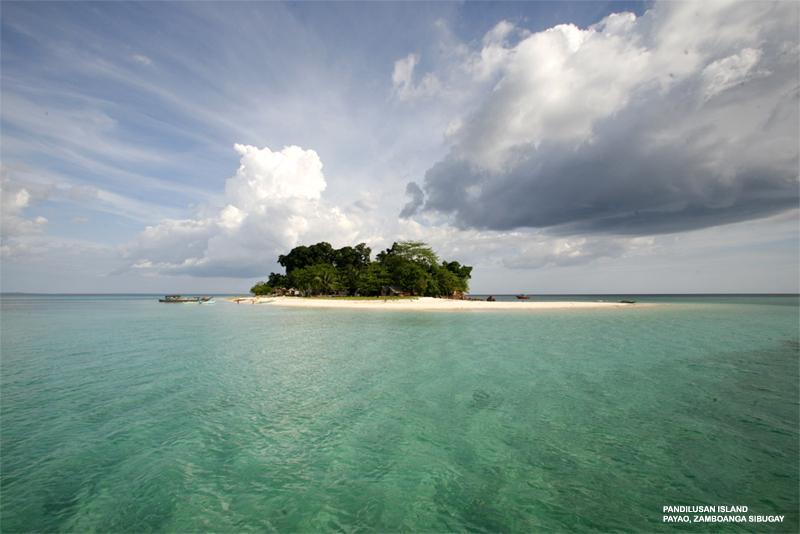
(1, 0), (798, 294)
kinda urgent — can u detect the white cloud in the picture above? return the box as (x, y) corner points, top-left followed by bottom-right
(131, 54), (152, 66)
(458, 16), (655, 170)
(702, 47), (765, 101)
(124, 144), (362, 277)
(502, 236), (655, 269)
(226, 144), (326, 202)
(483, 20), (515, 47)
(0, 171), (51, 259)
(392, 53), (440, 101)
(1, 171), (49, 242)
(392, 53), (418, 90)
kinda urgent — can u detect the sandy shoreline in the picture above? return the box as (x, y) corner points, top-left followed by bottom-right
(227, 296), (637, 311)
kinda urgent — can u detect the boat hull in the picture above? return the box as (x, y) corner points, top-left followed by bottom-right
(158, 296), (214, 303)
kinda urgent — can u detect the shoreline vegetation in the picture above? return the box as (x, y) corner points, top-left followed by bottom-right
(243, 241), (637, 311)
(250, 241), (472, 299)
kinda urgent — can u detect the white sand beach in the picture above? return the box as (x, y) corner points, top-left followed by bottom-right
(228, 296), (635, 311)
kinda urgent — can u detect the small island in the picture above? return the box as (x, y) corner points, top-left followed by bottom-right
(233, 241), (634, 311)
(250, 241), (472, 298)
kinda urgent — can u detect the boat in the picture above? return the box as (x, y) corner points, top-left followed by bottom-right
(158, 295), (214, 303)
(619, 300), (636, 304)
(516, 294), (529, 300)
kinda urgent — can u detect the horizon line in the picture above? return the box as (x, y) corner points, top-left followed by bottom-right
(1, 292), (798, 297)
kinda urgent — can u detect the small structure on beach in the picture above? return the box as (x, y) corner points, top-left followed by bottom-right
(381, 286), (409, 297)
(272, 287), (302, 297)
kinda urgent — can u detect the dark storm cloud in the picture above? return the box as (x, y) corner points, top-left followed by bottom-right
(420, 97), (798, 235)
(404, 2), (800, 236)
(399, 181), (425, 218)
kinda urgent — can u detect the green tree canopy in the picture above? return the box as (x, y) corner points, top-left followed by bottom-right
(278, 242), (335, 273)
(377, 241), (439, 267)
(332, 243), (371, 270)
(267, 272), (288, 288)
(250, 282), (272, 295)
(257, 240), (471, 297)
(442, 261), (472, 282)
(288, 264), (340, 295)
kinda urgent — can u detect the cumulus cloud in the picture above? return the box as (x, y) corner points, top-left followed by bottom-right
(123, 144), (362, 277)
(0, 173), (51, 259)
(405, 1), (799, 236)
(392, 53), (440, 100)
(1, 171), (48, 241)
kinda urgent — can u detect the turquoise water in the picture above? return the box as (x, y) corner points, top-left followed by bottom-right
(1, 295), (797, 532)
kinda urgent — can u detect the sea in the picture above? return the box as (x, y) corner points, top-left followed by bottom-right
(1, 294), (797, 532)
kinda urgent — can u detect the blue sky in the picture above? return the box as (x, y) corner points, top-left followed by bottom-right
(1, 1), (798, 293)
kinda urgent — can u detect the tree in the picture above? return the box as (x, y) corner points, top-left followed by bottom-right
(434, 267), (465, 296)
(312, 264), (340, 294)
(442, 261), (472, 282)
(267, 272), (288, 288)
(278, 242), (335, 273)
(338, 266), (363, 295)
(250, 282), (272, 295)
(377, 241), (439, 267)
(387, 258), (430, 295)
(356, 263), (392, 295)
(332, 243), (371, 270)
(287, 266), (316, 294)
(288, 264), (340, 295)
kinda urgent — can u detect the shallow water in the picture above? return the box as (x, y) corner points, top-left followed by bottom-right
(1, 295), (798, 531)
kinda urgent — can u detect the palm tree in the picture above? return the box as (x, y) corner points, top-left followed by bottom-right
(313, 268), (339, 294)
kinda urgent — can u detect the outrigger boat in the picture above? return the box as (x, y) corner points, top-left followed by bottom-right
(516, 294), (530, 300)
(158, 295), (214, 303)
